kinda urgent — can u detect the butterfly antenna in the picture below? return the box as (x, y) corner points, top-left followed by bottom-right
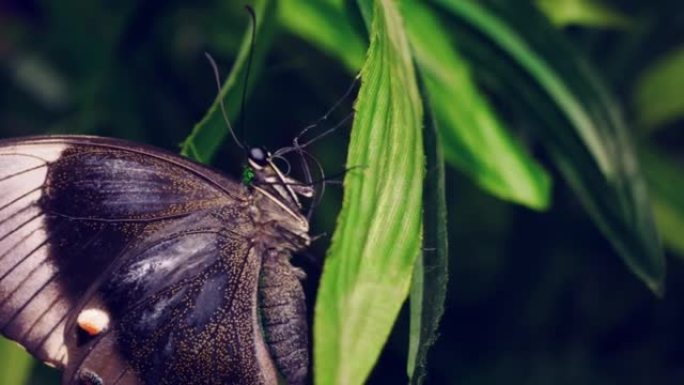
(292, 74), (360, 144)
(298, 111), (354, 149)
(204, 52), (245, 150)
(273, 165), (360, 188)
(240, 5), (257, 144)
(273, 111), (354, 158)
(301, 164), (364, 187)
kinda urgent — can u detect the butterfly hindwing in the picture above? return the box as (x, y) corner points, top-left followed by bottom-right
(0, 136), (290, 384)
(63, 212), (273, 385)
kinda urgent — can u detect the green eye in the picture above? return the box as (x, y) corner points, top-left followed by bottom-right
(242, 166), (256, 185)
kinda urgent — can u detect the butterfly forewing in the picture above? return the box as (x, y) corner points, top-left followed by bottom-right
(0, 141), (77, 366)
(0, 136), (310, 385)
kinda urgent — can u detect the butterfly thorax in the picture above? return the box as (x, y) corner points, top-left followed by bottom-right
(248, 190), (310, 252)
(243, 149), (313, 252)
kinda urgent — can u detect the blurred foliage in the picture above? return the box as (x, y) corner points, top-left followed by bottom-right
(180, 0), (275, 163)
(633, 47), (684, 131)
(535, 0), (633, 29)
(0, 338), (33, 385)
(1, 0), (683, 384)
(403, 0), (552, 211)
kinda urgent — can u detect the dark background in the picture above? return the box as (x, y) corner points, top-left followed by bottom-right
(1, 1), (683, 384)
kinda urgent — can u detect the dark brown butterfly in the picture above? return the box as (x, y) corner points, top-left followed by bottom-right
(0, 135), (312, 385)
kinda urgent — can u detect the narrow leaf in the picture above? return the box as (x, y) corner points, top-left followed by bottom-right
(356, 0), (373, 31)
(436, 0), (665, 293)
(407, 78), (449, 384)
(279, 0), (366, 71)
(314, 1), (424, 384)
(180, 0), (274, 163)
(402, 0), (551, 210)
(436, 0), (616, 175)
(640, 147), (684, 257)
(633, 46), (684, 131)
(0, 337), (33, 385)
(535, 0), (633, 29)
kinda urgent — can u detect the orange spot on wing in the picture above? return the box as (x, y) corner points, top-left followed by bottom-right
(78, 320), (104, 336)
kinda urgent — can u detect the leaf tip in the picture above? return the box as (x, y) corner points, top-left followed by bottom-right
(647, 276), (666, 298)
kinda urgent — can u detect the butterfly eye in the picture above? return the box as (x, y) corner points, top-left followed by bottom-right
(248, 147), (270, 168)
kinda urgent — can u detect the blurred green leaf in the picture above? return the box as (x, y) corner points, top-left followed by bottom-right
(640, 147), (684, 257)
(535, 0), (633, 29)
(402, 0), (551, 210)
(356, 0), (374, 30)
(436, 0), (665, 294)
(633, 46), (684, 131)
(180, 0), (275, 163)
(437, 0), (615, 175)
(0, 337), (33, 385)
(314, 0), (424, 384)
(279, 0), (366, 71)
(652, 201), (684, 257)
(407, 78), (449, 384)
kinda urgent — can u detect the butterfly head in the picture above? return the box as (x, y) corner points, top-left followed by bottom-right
(241, 146), (267, 185)
(246, 146), (270, 171)
(244, 146), (314, 228)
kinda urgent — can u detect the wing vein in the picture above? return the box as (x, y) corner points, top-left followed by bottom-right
(0, 229), (47, 283)
(0, 224), (43, 264)
(0, 186), (41, 215)
(34, 308), (68, 357)
(0, 163), (46, 183)
(1, 268), (58, 329)
(20, 290), (65, 342)
(0, 219), (65, 283)
(0, 204), (40, 242)
(112, 367), (131, 385)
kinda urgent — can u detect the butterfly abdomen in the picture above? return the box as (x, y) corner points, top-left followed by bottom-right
(258, 249), (308, 385)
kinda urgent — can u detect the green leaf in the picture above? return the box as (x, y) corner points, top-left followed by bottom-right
(407, 77), (449, 384)
(535, 0), (633, 29)
(436, 0), (665, 294)
(314, 0), (424, 384)
(640, 147), (684, 257)
(180, 0), (275, 164)
(278, 0), (366, 71)
(402, 0), (551, 210)
(356, 0), (374, 30)
(633, 46), (684, 131)
(0, 337), (34, 385)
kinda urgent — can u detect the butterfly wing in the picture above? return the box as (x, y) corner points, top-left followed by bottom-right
(63, 212), (274, 385)
(0, 136), (278, 384)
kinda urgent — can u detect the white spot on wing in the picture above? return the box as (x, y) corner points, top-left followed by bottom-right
(77, 308), (110, 336)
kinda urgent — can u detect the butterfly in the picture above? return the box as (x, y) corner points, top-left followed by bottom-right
(0, 135), (313, 385)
